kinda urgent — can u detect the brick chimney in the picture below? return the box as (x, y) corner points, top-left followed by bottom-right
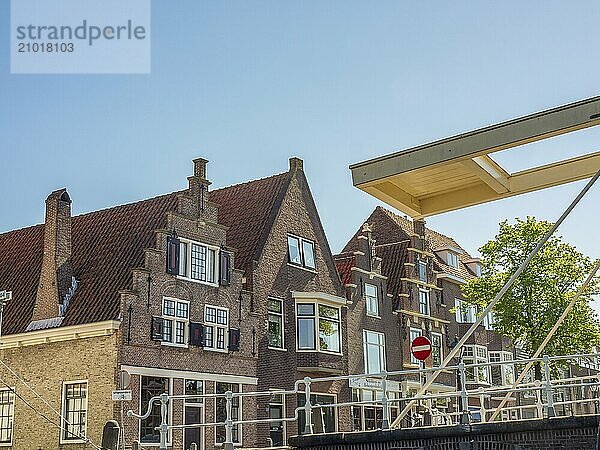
(32, 189), (73, 322)
(187, 158), (211, 214)
(412, 218), (426, 251)
(289, 157), (304, 172)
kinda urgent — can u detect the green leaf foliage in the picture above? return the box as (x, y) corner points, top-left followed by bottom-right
(462, 217), (600, 358)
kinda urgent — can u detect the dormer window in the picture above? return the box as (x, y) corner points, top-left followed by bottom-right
(287, 235), (316, 270)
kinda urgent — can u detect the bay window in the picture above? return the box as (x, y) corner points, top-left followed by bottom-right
(463, 345), (489, 384)
(296, 303), (341, 353)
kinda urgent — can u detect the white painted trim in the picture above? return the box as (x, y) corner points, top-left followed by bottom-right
(0, 320), (120, 349)
(291, 291), (346, 306)
(350, 267), (387, 280)
(0, 387), (15, 447)
(436, 273), (467, 285)
(121, 365), (258, 385)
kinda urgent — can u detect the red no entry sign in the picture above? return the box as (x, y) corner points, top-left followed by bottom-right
(411, 335), (432, 361)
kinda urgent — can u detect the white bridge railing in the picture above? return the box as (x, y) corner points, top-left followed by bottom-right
(127, 352), (600, 450)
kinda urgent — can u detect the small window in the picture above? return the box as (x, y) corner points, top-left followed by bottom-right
(204, 305), (229, 352)
(418, 261), (427, 283)
(364, 330), (386, 374)
(431, 332), (442, 367)
(287, 234), (317, 270)
(455, 298), (476, 323)
(418, 289), (429, 316)
(177, 239), (218, 284)
(0, 389), (14, 445)
(365, 283), (379, 317)
(268, 298), (284, 349)
(162, 297), (189, 346)
(61, 381), (88, 442)
(446, 252), (459, 268)
(409, 328), (422, 365)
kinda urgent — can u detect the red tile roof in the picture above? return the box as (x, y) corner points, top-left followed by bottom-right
(0, 172), (291, 336)
(333, 253), (355, 285)
(210, 173), (290, 271)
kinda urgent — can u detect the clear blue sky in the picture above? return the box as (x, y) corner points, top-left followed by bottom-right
(1, 1), (599, 266)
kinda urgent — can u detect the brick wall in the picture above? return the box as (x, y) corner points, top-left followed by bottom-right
(0, 333), (118, 449)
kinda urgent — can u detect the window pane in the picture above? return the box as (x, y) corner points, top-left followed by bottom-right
(418, 261), (427, 282)
(62, 382), (87, 441)
(179, 242), (188, 276)
(365, 284), (378, 316)
(216, 327), (225, 349)
(288, 236), (302, 265)
(205, 307), (216, 323)
(302, 240), (316, 269)
(215, 383), (241, 444)
(204, 326), (213, 348)
(268, 314), (283, 348)
(163, 299), (175, 316)
(268, 299), (282, 313)
(297, 304), (315, 316)
(175, 321), (186, 344)
(297, 318), (315, 349)
(162, 319), (173, 342)
(176, 302), (189, 318)
(319, 319), (340, 352)
(318, 305), (339, 319)
(216, 309), (228, 325)
(0, 390), (14, 444)
(207, 248), (216, 283)
(191, 243), (207, 281)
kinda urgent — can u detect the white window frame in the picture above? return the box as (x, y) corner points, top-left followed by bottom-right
(214, 382), (243, 447)
(446, 252), (459, 268)
(455, 298), (476, 323)
(409, 328), (422, 365)
(0, 388), (15, 446)
(365, 283), (379, 317)
(463, 345), (489, 384)
(418, 289), (430, 316)
(363, 330), (386, 374)
(295, 302), (342, 354)
(268, 390), (287, 446)
(482, 310), (495, 330)
(299, 392), (338, 434)
(177, 238), (220, 286)
(287, 234), (317, 271)
(418, 261), (427, 283)
(139, 376), (172, 446)
(204, 305), (229, 353)
(489, 351), (515, 386)
(268, 297), (285, 350)
(59, 380), (88, 444)
(431, 332), (443, 367)
(161, 297), (190, 348)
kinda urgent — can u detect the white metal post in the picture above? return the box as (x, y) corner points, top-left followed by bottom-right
(458, 362), (469, 424)
(159, 393), (168, 450)
(224, 390), (234, 450)
(380, 371), (390, 430)
(543, 355), (555, 417)
(303, 377), (314, 435)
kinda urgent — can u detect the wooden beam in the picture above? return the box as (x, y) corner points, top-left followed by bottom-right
(461, 155), (510, 194)
(363, 182), (422, 217)
(351, 96), (600, 187)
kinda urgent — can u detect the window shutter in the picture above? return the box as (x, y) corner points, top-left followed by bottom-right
(166, 236), (180, 275)
(228, 328), (240, 352)
(219, 251), (232, 286)
(151, 317), (163, 341)
(189, 322), (204, 347)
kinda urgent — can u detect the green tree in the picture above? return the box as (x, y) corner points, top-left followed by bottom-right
(462, 217), (600, 378)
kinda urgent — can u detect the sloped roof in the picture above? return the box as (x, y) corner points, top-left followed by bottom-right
(375, 241), (409, 296)
(0, 172), (291, 336)
(211, 172), (290, 270)
(333, 253), (355, 286)
(340, 206), (477, 283)
(0, 193), (179, 335)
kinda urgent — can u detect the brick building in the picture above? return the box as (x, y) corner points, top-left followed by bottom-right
(336, 206), (514, 427)
(0, 157), (346, 449)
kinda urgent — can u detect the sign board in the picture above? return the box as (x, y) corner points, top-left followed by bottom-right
(349, 377), (401, 392)
(411, 335), (432, 361)
(112, 390), (132, 401)
(118, 370), (131, 390)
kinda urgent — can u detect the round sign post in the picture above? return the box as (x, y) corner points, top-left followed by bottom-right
(411, 335), (432, 361)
